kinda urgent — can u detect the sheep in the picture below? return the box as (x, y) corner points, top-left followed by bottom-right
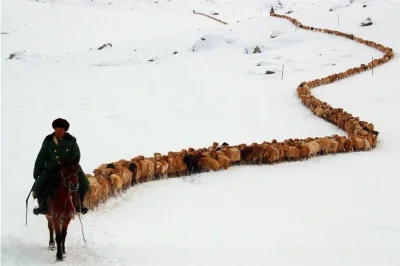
(109, 174), (123, 197)
(298, 144), (310, 160)
(216, 154), (231, 170)
(306, 141), (320, 157)
(198, 157), (220, 172)
(351, 136), (365, 151)
(84, 176), (103, 210)
(95, 174), (111, 203)
(220, 146), (241, 165)
(283, 145), (300, 161)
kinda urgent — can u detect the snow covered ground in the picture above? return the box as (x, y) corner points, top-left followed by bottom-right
(1, 0), (400, 265)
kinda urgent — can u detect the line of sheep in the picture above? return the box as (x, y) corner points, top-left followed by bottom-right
(270, 9), (393, 151)
(82, 10), (394, 211)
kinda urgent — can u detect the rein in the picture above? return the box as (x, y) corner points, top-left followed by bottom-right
(73, 191), (87, 243)
(60, 173), (80, 192)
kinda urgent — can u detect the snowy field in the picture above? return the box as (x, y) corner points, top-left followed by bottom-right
(1, 0), (400, 265)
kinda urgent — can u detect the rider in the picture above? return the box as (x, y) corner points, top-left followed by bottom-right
(32, 118), (89, 215)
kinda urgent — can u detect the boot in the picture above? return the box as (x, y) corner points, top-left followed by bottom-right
(33, 195), (48, 215)
(76, 188), (89, 215)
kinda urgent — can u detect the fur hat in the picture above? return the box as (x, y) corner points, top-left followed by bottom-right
(52, 118), (70, 131)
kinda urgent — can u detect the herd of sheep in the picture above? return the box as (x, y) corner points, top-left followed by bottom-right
(82, 10), (394, 211)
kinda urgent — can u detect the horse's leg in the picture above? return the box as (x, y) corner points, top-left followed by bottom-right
(61, 218), (71, 257)
(47, 217), (55, 251)
(53, 220), (63, 261)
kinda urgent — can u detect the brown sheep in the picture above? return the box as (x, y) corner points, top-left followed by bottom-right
(262, 145), (279, 164)
(275, 144), (285, 162)
(95, 174), (111, 203)
(306, 141), (320, 157)
(318, 137), (331, 155)
(283, 145), (300, 161)
(84, 176), (103, 210)
(112, 164), (133, 190)
(298, 144), (310, 160)
(132, 157), (155, 182)
(344, 138), (353, 152)
(109, 173), (123, 196)
(220, 146), (241, 164)
(174, 154), (188, 177)
(351, 136), (365, 151)
(216, 154), (231, 170)
(199, 157), (220, 172)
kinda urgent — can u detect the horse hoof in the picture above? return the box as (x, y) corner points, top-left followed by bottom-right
(48, 243), (55, 251)
(56, 253), (63, 261)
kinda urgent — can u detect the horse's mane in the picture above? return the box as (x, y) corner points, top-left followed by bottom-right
(60, 158), (79, 170)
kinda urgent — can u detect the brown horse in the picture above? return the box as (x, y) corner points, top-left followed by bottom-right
(45, 159), (80, 261)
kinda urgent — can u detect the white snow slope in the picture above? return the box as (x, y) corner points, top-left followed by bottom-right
(1, 0), (400, 265)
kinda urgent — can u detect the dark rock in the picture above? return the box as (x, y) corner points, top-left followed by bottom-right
(98, 43), (112, 50)
(285, 11), (293, 14)
(363, 4), (367, 8)
(201, 37), (206, 41)
(8, 53), (16, 60)
(173, 51), (178, 55)
(253, 46), (261, 54)
(360, 18), (373, 27)
(265, 71), (275, 75)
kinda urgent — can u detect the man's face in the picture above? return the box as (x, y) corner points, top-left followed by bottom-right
(54, 127), (66, 139)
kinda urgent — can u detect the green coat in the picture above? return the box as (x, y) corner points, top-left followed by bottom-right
(33, 132), (89, 193)
(34, 133), (81, 176)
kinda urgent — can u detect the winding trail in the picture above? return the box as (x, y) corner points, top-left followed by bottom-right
(87, 8), (395, 209)
(269, 9), (394, 149)
(193, 8), (394, 151)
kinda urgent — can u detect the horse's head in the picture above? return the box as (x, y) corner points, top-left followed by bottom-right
(59, 158), (80, 192)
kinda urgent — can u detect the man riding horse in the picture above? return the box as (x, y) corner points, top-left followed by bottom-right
(32, 118), (89, 215)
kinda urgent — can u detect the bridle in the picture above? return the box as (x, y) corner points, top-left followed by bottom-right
(60, 171), (80, 192)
